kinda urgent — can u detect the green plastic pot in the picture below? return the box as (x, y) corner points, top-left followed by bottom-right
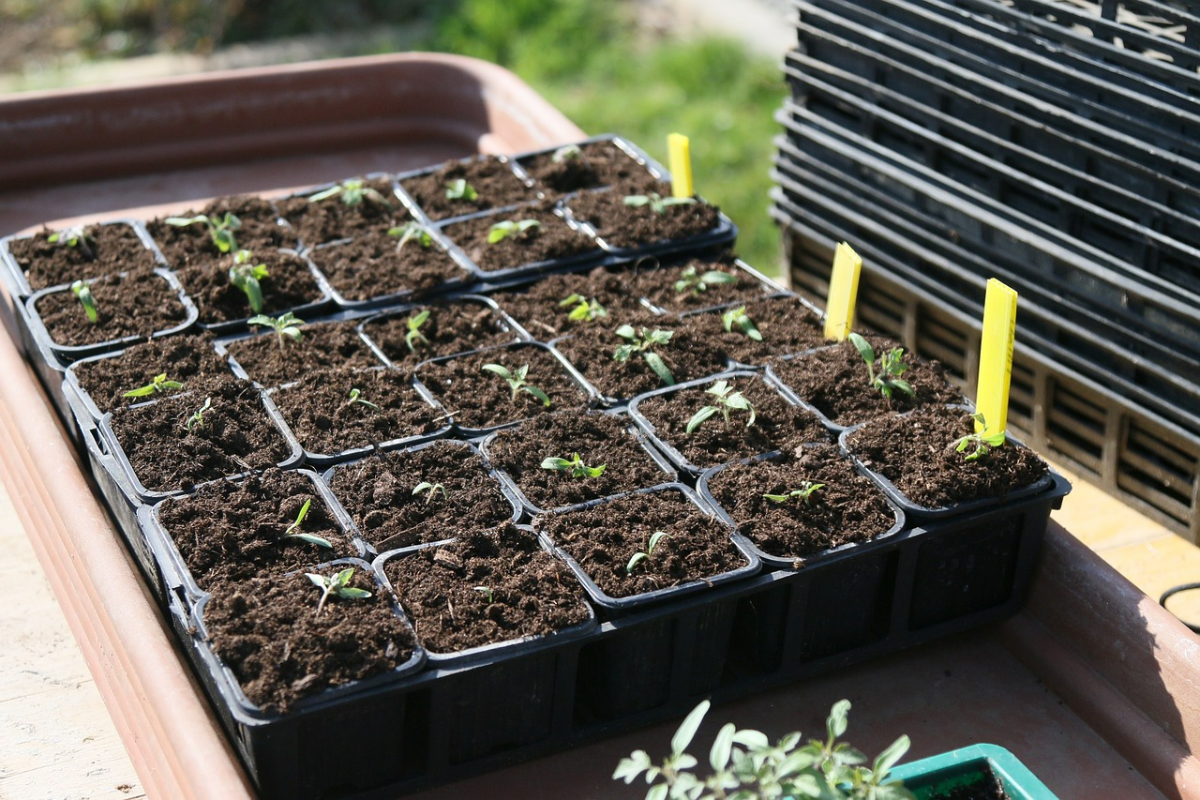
(889, 744), (1058, 799)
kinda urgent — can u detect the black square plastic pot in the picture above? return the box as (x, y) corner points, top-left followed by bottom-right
(215, 314), (384, 389)
(270, 172), (400, 251)
(187, 249), (337, 336)
(357, 294), (530, 368)
(510, 133), (669, 197)
(394, 155), (537, 226)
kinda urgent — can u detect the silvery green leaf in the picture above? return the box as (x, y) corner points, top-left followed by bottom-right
(671, 701), (709, 756)
(709, 722), (735, 771)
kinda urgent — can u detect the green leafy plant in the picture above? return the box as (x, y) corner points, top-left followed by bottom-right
(183, 397), (212, 432)
(123, 373), (184, 399)
(559, 293), (608, 322)
(722, 306), (762, 342)
(951, 412), (1007, 462)
(388, 221), (435, 252)
(445, 179), (479, 201)
(686, 380), (756, 434)
(551, 144), (583, 163)
(412, 481), (447, 504)
(248, 311), (305, 349)
(614, 698), (913, 800)
(282, 498), (332, 549)
(623, 192), (697, 215)
(347, 388), (380, 411)
(48, 224), (97, 259)
(487, 219), (542, 244)
(614, 325), (675, 386)
(541, 452), (607, 479)
(306, 567), (372, 617)
(626, 530), (670, 576)
(228, 249), (270, 314)
(674, 266), (737, 295)
(847, 333), (914, 401)
(764, 480), (825, 505)
(70, 279), (98, 324)
(481, 362), (551, 407)
(307, 178), (391, 208)
(165, 211), (241, 254)
(404, 309), (432, 352)
(474, 586), (495, 604)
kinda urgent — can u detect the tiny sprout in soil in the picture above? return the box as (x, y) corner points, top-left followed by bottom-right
(412, 481), (447, 504)
(722, 306), (762, 341)
(626, 530), (670, 576)
(614, 325), (675, 386)
(404, 309), (431, 352)
(764, 480), (825, 505)
(541, 452), (607, 479)
(952, 412), (1007, 462)
(623, 192), (697, 215)
(248, 311), (305, 349)
(848, 333), (914, 400)
(347, 388), (380, 411)
(228, 250), (270, 314)
(551, 144), (582, 163)
(308, 179), (391, 208)
(388, 222), (434, 252)
(686, 379), (756, 434)
(183, 397), (212, 432)
(165, 212), (241, 254)
(445, 179), (478, 202)
(306, 567), (372, 617)
(474, 586), (495, 604)
(48, 224), (97, 259)
(559, 293), (608, 322)
(487, 219), (542, 244)
(282, 498), (332, 548)
(481, 363), (551, 407)
(70, 279), (98, 324)
(675, 265), (737, 295)
(123, 373), (184, 398)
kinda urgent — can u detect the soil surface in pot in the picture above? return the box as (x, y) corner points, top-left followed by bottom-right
(175, 250), (324, 326)
(931, 775), (1010, 800)
(844, 405), (1049, 509)
(204, 568), (416, 713)
(632, 254), (772, 313)
(147, 195), (288, 266)
(518, 140), (659, 195)
(634, 374), (829, 470)
(485, 408), (670, 511)
(416, 345), (590, 430)
(272, 366), (443, 457)
(276, 178), (404, 246)
(159, 468), (358, 587)
(328, 442), (515, 552)
(224, 319), (379, 388)
(703, 445), (896, 562)
(489, 266), (652, 339)
(442, 202), (601, 273)
(72, 332), (229, 413)
(310, 232), (468, 302)
(8, 223), (158, 291)
(535, 488), (748, 600)
(110, 376), (295, 493)
(382, 524), (590, 654)
(35, 271), (189, 347)
(770, 336), (963, 427)
(680, 296), (825, 366)
(364, 301), (520, 366)
(567, 184), (722, 250)
(401, 157), (536, 222)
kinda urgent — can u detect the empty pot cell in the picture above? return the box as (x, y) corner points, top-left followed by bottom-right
(224, 320), (380, 389)
(309, 234), (468, 303)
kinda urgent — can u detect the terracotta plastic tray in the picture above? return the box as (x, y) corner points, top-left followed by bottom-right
(2, 54), (1200, 799)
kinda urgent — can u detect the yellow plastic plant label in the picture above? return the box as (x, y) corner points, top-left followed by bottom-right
(668, 133), (694, 198)
(823, 242), (862, 341)
(975, 278), (1018, 437)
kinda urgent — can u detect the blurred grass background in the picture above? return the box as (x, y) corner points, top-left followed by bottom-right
(0, 0), (785, 274)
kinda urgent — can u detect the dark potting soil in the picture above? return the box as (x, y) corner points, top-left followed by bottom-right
(401, 157), (537, 222)
(703, 445), (896, 562)
(678, 297), (826, 366)
(275, 178), (404, 245)
(224, 319), (379, 388)
(109, 376), (295, 493)
(158, 468), (358, 588)
(634, 374), (829, 470)
(416, 345), (590, 430)
(770, 336), (964, 427)
(271, 366), (443, 456)
(363, 301), (520, 366)
(932, 775), (1011, 800)
(534, 488), (747, 599)
(518, 140), (659, 195)
(489, 266), (652, 340)
(309, 233), (468, 302)
(203, 568), (416, 713)
(845, 405), (1049, 509)
(8, 223), (158, 291)
(484, 408), (670, 511)
(441, 202), (601, 273)
(72, 333), (229, 413)
(175, 250), (324, 325)
(147, 195), (288, 267)
(566, 185), (722, 250)
(631, 254), (772, 313)
(34, 271), (190, 348)
(328, 442), (516, 552)
(382, 524), (591, 654)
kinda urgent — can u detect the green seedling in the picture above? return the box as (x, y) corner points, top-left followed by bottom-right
(388, 221), (434, 252)
(165, 211), (241, 253)
(123, 373), (184, 398)
(228, 249), (270, 314)
(404, 309), (431, 352)
(613, 325), (675, 386)
(48, 224), (97, 259)
(412, 481), (447, 503)
(487, 219), (541, 244)
(541, 452), (607, 479)
(306, 567), (372, 617)
(307, 178), (391, 208)
(674, 265), (738, 295)
(551, 144), (582, 163)
(474, 586), (494, 604)
(248, 311), (305, 349)
(183, 397), (212, 432)
(951, 412), (1007, 462)
(445, 179), (479, 201)
(282, 498), (332, 549)
(623, 192), (697, 215)
(481, 363), (551, 407)
(686, 379), (756, 434)
(70, 279), (98, 324)
(764, 480), (826, 505)
(626, 531), (670, 576)
(347, 388), (380, 411)
(559, 293), (608, 322)
(722, 305), (762, 341)
(848, 332), (914, 401)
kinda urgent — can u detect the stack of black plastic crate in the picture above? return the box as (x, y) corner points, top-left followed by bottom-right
(771, 0), (1200, 540)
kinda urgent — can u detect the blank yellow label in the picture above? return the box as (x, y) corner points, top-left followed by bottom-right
(668, 133), (694, 198)
(823, 242), (862, 341)
(976, 278), (1018, 436)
